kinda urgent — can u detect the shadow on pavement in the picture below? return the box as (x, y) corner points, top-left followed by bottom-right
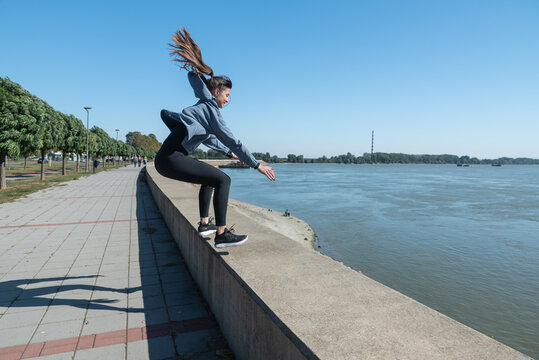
(0, 275), (142, 311)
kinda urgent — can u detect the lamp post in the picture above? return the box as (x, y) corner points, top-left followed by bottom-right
(115, 129), (119, 165)
(84, 107), (91, 172)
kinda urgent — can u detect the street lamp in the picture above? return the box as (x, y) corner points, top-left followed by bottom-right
(84, 107), (91, 172)
(115, 129), (119, 165)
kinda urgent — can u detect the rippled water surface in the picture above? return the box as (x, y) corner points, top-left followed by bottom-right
(222, 164), (539, 358)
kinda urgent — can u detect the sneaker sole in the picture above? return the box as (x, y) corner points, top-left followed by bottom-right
(215, 236), (248, 248)
(199, 229), (217, 236)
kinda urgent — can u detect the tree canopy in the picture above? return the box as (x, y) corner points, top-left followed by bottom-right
(0, 76), (157, 189)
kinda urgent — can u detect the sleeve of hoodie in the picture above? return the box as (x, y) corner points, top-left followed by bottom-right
(202, 135), (232, 156)
(188, 72), (213, 100)
(209, 113), (259, 168)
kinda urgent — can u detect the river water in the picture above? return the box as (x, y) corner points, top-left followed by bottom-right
(221, 164), (539, 358)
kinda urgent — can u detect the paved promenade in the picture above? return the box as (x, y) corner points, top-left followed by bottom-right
(0, 166), (231, 359)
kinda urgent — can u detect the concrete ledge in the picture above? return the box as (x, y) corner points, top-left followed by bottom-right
(145, 164), (530, 360)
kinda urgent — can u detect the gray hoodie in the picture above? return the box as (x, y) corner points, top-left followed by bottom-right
(163, 72), (259, 168)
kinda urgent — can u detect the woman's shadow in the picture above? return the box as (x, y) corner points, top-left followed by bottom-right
(1, 275), (143, 312)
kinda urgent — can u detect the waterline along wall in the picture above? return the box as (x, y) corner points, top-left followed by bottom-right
(145, 165), (530, 360)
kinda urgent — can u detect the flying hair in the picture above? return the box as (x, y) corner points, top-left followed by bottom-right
(169, 27), (232, 93)
(169, 27), (214, 77)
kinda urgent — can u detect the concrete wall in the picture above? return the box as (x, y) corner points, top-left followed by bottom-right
(145, 165), (530, 360)
(145, 166), (314, 359)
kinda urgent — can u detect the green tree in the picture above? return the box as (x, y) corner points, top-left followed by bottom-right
(115, 140), (125, 161)
(57, 113), (86, 174)
(68, 115), (87, 172)
(91, 126), (113, 167)
(287, 154), (297, 163)
(125, 131), (140, 146)
(190, 149), (206, 159)
(207, 150), (227, 159)
(36, 101), (64, 180)
(0, 78), (22, 189)
(16, 95), (42, 169)
(0, 78), (43, 189)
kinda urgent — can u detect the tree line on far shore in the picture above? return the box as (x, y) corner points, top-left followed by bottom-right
(193, 150), (539, 165)
(0, 77), (158, 189)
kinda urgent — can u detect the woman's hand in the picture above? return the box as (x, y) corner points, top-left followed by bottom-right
(257, 164), (275, 181)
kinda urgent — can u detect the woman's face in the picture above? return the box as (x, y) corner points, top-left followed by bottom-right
(213, 88), (230, 108)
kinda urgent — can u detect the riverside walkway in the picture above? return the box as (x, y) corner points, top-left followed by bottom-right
(0, 166), (231, 359)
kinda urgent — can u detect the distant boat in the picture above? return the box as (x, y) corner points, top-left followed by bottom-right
(492, 163), (502, 167)
(218, 162), (249, 169)
(457, 164), (470, 167)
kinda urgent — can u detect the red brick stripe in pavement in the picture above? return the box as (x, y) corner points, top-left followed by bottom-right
(0, 317), (216, 359)
(20, 195), (137, 200)
(0, 218), (162, 229)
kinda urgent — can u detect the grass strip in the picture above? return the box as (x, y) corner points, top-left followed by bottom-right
(0, 165), (128, 204)
(4, 161), (131, 175)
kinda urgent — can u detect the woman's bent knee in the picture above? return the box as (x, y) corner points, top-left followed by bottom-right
(217, 172), (231, 188)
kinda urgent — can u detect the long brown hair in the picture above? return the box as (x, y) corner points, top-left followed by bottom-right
(169, 27), (232, 93)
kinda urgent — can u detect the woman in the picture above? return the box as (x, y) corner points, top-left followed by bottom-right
(155, 27), (275, 249)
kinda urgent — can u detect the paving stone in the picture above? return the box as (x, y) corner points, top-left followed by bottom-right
(84, 306), (128, 319)
(0, 289), (24, 303)
(40, 306), (87, 324)
(0, 302), (11, 315)
(34, 351), (75, 360)
(24, 279), (64, 290)
(0, 324), (37, 347)
(127, 312), (147, 329)
(32, 319), (83, 343)
(1, 272), (36, 281)
(74, 343), (126, 359)
(18, 286), (61, 300)
(175, 328), (225, 356)
(138, 274), (161, 287)
(162, 278), (197, 294)
(140, 307), (170, 326)
(127, 278), (143, 289)
(8, 298), (52, 313)
(140, 284), (162, 298)
(69, 265), (101, 273)
(190, 351), (227, 360)
(80, 313), (127, 335)
(168, 303), (210, 322)
(0, 308), (46, 329)
(141, 295), (166, 310)
(95, 279), (130, 291)
(164, 290), (204, 307)
(127, 337), (176, 360)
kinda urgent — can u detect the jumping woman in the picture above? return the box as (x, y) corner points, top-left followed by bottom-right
(155, 27), (275, 249)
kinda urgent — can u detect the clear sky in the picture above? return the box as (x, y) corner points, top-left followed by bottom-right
(1, 0), (538, 159)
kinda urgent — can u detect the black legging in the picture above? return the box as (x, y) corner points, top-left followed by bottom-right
(155, 123), (231, 226)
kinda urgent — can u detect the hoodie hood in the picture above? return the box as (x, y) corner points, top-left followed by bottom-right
(188, 72), (213, 101)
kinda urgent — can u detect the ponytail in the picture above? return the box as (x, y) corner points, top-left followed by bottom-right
(169, 27), (214, 76)
(169, 27), (232, 93)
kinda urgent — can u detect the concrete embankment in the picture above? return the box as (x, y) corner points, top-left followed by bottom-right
(145, 164), (530, 360)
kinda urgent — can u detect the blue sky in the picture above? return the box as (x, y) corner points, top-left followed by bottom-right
(1, 0), (538, 159)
